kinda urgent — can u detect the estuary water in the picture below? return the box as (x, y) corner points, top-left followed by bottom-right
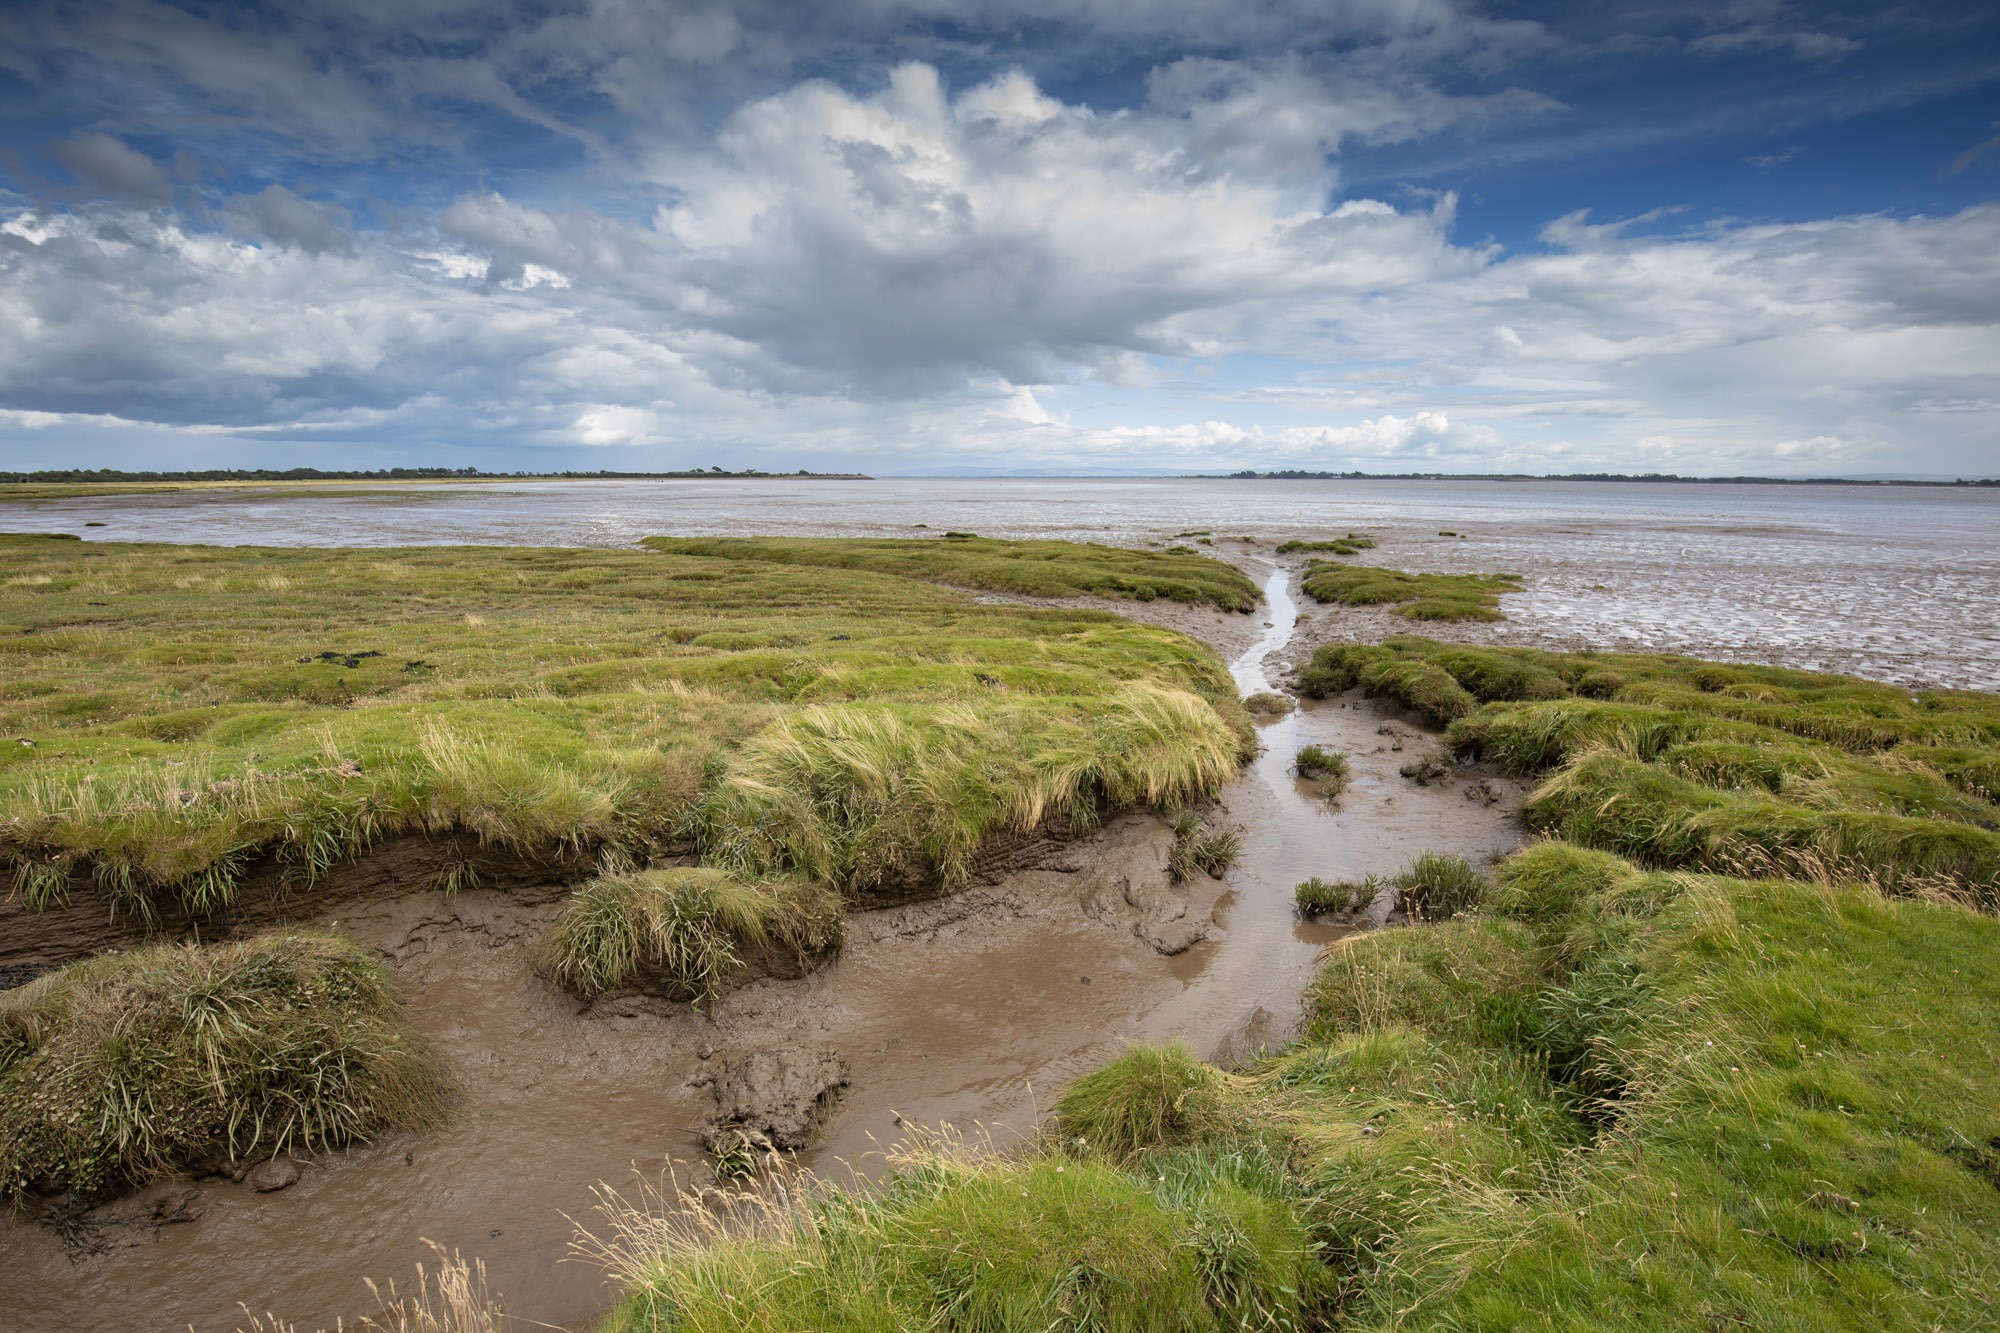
(6, 475), (1995, 690)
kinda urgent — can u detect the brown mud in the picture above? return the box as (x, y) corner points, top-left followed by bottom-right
(0, 564), (1526, 1333)
(0, 832), (598, 974)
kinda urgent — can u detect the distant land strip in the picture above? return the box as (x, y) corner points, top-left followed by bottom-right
(1216, 470), (2000, 486)
(0, 467), (871, 484)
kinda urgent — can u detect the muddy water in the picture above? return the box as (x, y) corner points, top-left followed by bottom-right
(0, 568), (1525, 1333)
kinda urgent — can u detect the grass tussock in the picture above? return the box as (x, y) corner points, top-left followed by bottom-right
(1168, 810), (1242, 884)
(1296, 643), (1476, 723)
(639, 535), (1261, 612)
(1242, 690), (1293, 718)
(1275, 534), (1376, 556)
(1299, 564), (1522, 622)
(1292, 744), (1349, 796)
(546, 867), (843, 1001)
(0, 535), (1249, 921)
(1394, 849), (1486, 921)
(1293, 875), (1379, 916)
(1054, 1040), (1236, 1158)
(1, 931), (445, 1201)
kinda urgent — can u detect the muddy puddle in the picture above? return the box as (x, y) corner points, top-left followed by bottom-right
(0, 566), (1525, 1333)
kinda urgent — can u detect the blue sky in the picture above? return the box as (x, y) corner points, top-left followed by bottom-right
(1, 1), (1995, 477)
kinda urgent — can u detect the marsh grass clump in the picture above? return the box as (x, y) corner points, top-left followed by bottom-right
(1168, 810), (1242, 883)
(546, 867), (843, 1001)
(1295, 643), (1476, 723)
(0, 931), (446, 1202)
(1294, 875), (1378, 916)
(1304, 637), (2000, 902)
(1055, 1040), (1234, 1158)
(1300, 564), (1522, 622)
(697, 690), (1248, 896)
(1292, 743), (1349, 794)
(1242, 690), (1293, 719)
(1394, 850), (1485, 921)
(1276, 534), (1376, 556)
(640, 534), (1260, 612)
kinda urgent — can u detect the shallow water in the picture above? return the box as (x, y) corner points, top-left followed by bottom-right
(0, 567), (1526, 1332)
(6, 476), (1993, 689)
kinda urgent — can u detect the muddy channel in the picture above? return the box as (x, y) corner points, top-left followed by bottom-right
(0, 565), (1527, 1332)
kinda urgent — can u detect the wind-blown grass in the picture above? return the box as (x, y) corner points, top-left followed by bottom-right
(586, 1130), (1325, 1333)
(1, 535), (1250, 923)
(0, 930), (446, 1201)
(1299, 564), (1523, 622)
(1054, 1040), (1234, 1159)
(640, 535), (1261, 612)
(695, 690), (1248, 896)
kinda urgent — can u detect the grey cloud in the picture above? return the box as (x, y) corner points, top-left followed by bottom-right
(51, 133), (171, 202)
(226, 185), (353, 253)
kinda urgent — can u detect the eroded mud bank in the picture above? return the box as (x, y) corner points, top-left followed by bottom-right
(0, 565), (1526, 1333)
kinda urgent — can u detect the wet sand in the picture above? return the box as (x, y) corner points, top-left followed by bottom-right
(0, 564), (1527, 1333)
(5, 476), (1992, 691)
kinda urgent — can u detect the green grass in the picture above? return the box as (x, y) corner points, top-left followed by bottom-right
(1296, 642), (1478, 722)
(1298, 637), (2000, 902)
(544, 867), (843, 1001)
(1243, 690), (1294, 717)
(1393, 849), (1486, 921)
(595, 1135), (1325, 1333)
(1066, 846), (2000, 1330)
(1299, 564), (1523, 622)
(1294, 875), (1378, 916)
(0, 930), (446, 1201)
(1168, 810), (1242, 883)
(1293, 744), (1349, 795)
(639, 535), (1261, 612)
(1275, 534), (1377, 556)
(0, 535), (1251, 921)
(1054, 1040), (1234, 1159)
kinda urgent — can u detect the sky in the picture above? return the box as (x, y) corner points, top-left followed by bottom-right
(0, 1), (1996, 478)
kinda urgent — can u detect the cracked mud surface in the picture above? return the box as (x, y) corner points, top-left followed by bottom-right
(1, 563), (1528, 1333)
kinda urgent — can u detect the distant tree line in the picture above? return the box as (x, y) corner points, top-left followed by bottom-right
(2, 467), (871, 483)
(1222, 470), (1999, 486)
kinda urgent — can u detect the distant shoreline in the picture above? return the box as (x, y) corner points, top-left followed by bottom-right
(2, 469), (1993, 491)
(1207, 471), (2000, 487)
(1, 468), (873, 484)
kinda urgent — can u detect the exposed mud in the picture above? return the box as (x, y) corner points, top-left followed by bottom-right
(0, 831), (597, 974)
(0, 564), (1527, 1333)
